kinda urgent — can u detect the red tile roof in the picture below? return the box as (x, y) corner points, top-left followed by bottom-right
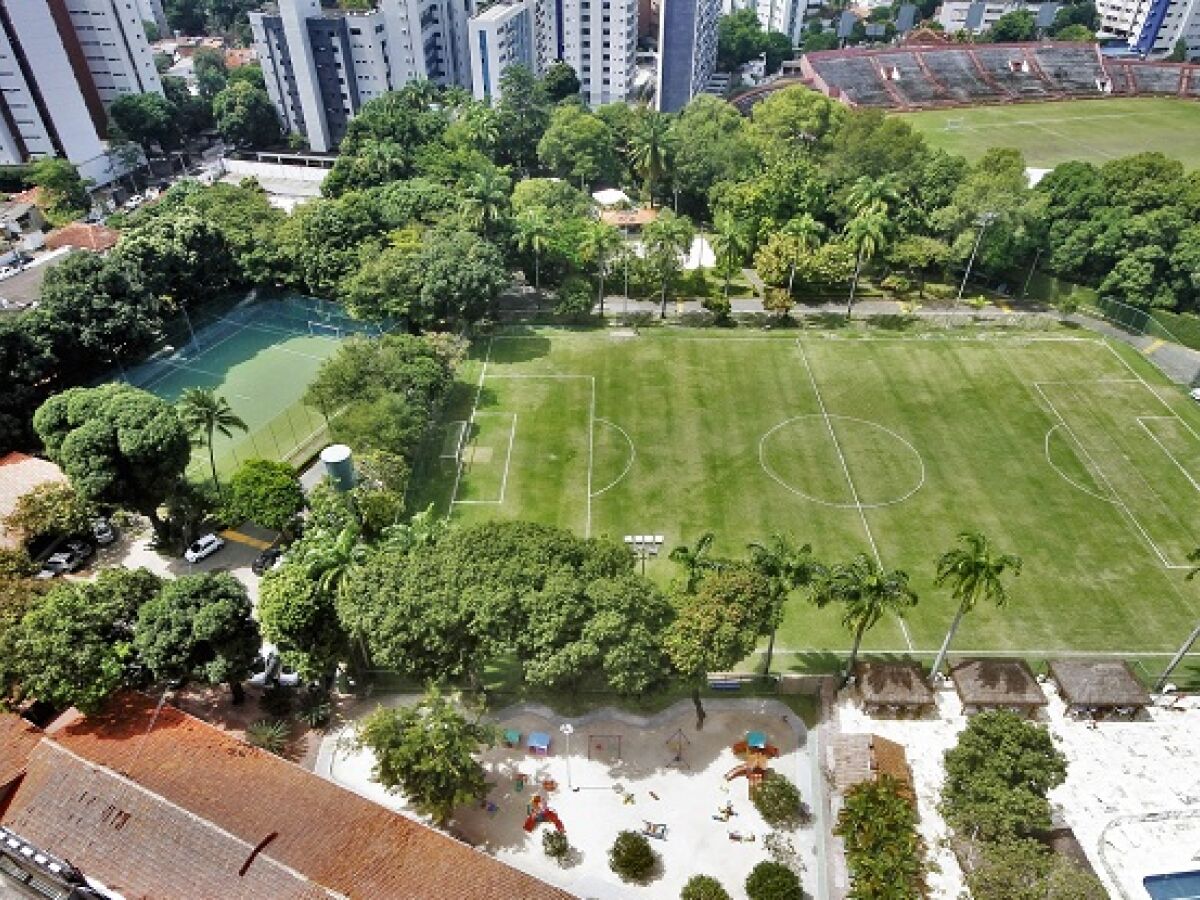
(0, 714), (41, 788)
(39, 693), (572, 900)
(44, 223), (120, 252)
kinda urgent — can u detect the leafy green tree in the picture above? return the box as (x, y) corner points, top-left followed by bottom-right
(664, 566), (774, 728)
(28, 159), (89, 224)
(419, 229), (507, 326)
(968, 837), (1108, 900)
(745, 861), (803, 900)
(34, 385), (191, 543)
(339, 231), (422, 323)
(192, 46), (228, 99)
(177, 388), (248, 495)
(356, 688), (497, 826)
(542, 61), (581, 102)
(114, 211), (238, 307)
(711, 213), (753, 300)
(762, 31), (794, 73)
(512, 177), (592, 219)
(537, 104), (618, 187)
(718, 9), (767, 70)
(751, 772), (805, 827)
(110, 92), (180, 153)
(3, 483), (92, 543)
(844, 208), (889, 319)
(682, 875), (733, 900)
(779, 214), (826, 296)
(609, 830), (657, 882)
(941, 710), (1066, 842)
(929, 531), (1022, 683)
(749, 85), (844, 155)
(515, 206), (553, 291)
(886, 236), (951, 297)
(459, 167), (512, 238)
(669, 96), (757, 215)
(495, 65), (550, 173)
(630, 109), (674, 204)
(162, 76), (214, 139)
(836, 776), (927, 899)
(989, 9), (1037, 41)
(134, 572), (260, 703)
(1053, 23), (1094, 41)
(577, 219), (623, 313)
(1168, 37), (1189, 61)
(642, 211), (695, 318)
(259, 563), (347, 681)
(747, 533), (818, 675)
(0, 573), (39, 703)
(669, 531), (721, 593)
(812, 554), (918, 686)
(213, 81), (282, 149)
(224, 459), (303, 530)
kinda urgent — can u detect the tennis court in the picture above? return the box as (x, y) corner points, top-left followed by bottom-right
(120, 294), (381, 480)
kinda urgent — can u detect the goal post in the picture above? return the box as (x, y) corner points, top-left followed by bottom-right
(309, 320), (342, 339)
(441, 420), (469, 461)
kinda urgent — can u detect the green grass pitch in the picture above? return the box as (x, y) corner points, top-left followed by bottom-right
(898, 98), (1200, 169)
(410, 328), (1200, 669)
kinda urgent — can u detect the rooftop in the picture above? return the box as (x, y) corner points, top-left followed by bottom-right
(44, 223), (120, 253)
(856, 661), (936, 708)
(0, 714), (41, 790)
(1047, 659), (1150, 709)
(0, 453), (67, 549)
(949, 657), (1048, 708)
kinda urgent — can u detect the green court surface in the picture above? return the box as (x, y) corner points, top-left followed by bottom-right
(899, 98), (1200, 169)
(123, 297), (370, 479)
(411, 329), (1200, 668)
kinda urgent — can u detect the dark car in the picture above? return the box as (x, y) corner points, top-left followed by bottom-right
(36, 540), (94, 578)
(251, 547), (283, 576)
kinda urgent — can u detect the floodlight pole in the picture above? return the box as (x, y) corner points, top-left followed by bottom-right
(1020, 247), (1044, 300)
(957, 212), (996, 303)
(1155, 621), (1200, 693)
(559, 723), (575, 791)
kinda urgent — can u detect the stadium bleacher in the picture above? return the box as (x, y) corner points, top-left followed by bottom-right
(971, 46), (1056, 98)
(807, 54), (900, 106)
(873, 51), (949, 106)
(1033, 45), (1107, 93)
(921, 48), (1005, 102)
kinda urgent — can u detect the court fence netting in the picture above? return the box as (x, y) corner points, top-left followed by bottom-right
(108, 293), (391, 477)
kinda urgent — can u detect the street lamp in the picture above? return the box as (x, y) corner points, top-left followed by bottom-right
(957, 212), (998, 303)
(624, 534), (664, 576)
(559, 723), (576, 791)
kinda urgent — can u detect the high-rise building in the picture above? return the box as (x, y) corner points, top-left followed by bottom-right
(1116, 0), (1200, 56)
(656, 0), (720, 111)
(0, 0), (164, 186)
(251, 0), (474, 152)
(132, 0), (170, 38)
(724, 0), (815, 43)
(560, 0), (639, 105)
(469, 1), (535, 101)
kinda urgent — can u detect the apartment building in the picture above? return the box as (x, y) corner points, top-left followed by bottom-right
(469, 1), (535, 101)
(0, 0), (164, 186)
(656, 0), (721, 110)
(936, 0), (1051, 31)
(1120, 0), (1200, 56)
(724, 0), (816, 43)
(559, 0), (639, 105)
(251, 0), (473, 152)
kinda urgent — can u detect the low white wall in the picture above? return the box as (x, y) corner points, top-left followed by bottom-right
(220, 158), (329, 185)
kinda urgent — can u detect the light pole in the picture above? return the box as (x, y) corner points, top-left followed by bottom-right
(624, 534), (664, 576)
(957, 212), (997, 303)
(559, 723), (576, 791)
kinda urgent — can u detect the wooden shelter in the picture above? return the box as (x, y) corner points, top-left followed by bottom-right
(831, 733), (915, 803)
(855, 661), (935, 714)
(1048, 659), (1150, 717)
(949, 658), (1047, 716)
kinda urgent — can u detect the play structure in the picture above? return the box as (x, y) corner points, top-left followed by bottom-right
(523, 795), (565, 833)
(665, 728), (690, 769)
(725, 731), (781, 795)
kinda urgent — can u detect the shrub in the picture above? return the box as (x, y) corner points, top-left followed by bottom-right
(752, 773), (807, 828)
(702, 295), (733, 325)
(297, 687), (332, 729)
(836, 776), (926, 899)
(259, 683), (294, 717)
(682, 874), (732, 900)
(245, 719), (289, 755)
(745, 861), (803, 900)
(542, 829), (570, 863)
(609, 830), (656, 882)
(880, 273), (913, 295)
(555, 276), (595, 318)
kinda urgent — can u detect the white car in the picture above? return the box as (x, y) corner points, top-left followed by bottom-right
(1190, 387), (1200, 402)
(184, 533), (225, 563)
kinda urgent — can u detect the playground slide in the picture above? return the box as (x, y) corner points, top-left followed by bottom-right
(524, 810), (565, 832)
(725, 763), (752, 781)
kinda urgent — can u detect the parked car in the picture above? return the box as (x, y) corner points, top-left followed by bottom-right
(35, 540), (94, 578)
(1190, 387), (1200, 402)
(251, 547), (282, 576)
(184, 533), (225, 563)
(249, 649), (301, 688)
(91, 517), (116, 545)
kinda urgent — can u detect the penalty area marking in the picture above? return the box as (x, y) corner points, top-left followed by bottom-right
(590, 418), (636, 498)
(450, 411), (517, 506)
(1043, 425), (1119, 505)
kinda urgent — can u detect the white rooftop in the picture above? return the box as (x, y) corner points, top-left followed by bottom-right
(592, 189), (631, 208)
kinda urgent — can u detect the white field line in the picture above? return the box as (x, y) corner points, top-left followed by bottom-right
(591, 418), (636, 497)
(587, 377), (595, 538)
(1032, 380), (1186, 570)
(1043, 425), (1118, 505)
(448, 339), (492, 510)
(450, 412), (517, 506)
(1136, 417), (1200, 495)
(502, 413), (517, 503)
(767, 648), (1192, 657)
(795, 339), (914, 651)
(1030, 122), (1119, 161)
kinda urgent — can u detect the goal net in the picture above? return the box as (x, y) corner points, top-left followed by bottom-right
(441, 421), (469, 461)
(309, 320), (343, 339)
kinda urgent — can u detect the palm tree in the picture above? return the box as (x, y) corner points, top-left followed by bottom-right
(177, 387), (247, 496)
(812, 554), (918, 686)
(845, 174), (902, 219)
(514, 206), (552, 292)
(461, 104), (499, 154)
(669, 531), (720, 593)
(460, 168), (511, 237)
(578, 220), (623, 315)
(629, 110), (672, 205)
(780, 214), (826, 297)
(747, 533), (819, 675)
(304, 521), (374, 669)
(844, 209), (888, 320)
(929, 531), (1022, 684)
(1153, 547), (1200, 691)
(711, 213), (752, 300)
(642, 211), (695, 319)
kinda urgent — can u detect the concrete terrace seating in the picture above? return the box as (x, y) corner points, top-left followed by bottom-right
(972, 46), (1054, 98)
(1035, 45), (1106, 93)
(873, 51), (947, 106)
(1126, 62), (1187, 94)
(921, 48), (1003, 102)
(809, 55), (896, 107)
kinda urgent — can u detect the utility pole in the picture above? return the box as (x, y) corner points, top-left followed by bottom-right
(957, 212), (997, 303)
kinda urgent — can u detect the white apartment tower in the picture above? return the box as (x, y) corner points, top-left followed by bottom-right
(469, 2), (535, 101)
(560, 0), (638, 105)
(0, 0), (164, 185)
(251, 0), (474, 153)
(724, 0), (814, 42)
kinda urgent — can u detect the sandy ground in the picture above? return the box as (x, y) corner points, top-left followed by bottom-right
(320, 698), (819, 900)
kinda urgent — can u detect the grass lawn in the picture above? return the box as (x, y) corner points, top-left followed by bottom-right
(410, 327), (1200, 674)
(898, 98), (1200, 169)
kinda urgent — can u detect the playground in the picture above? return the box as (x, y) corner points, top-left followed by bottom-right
(323, 699), (818, 899)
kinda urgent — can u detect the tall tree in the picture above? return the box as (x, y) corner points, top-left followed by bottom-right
(641, 211), (695, 319)
(541, 61), (581, 102)
(213, 81), (282, 149)
(356, 688), (498, 826)
(459, 168), (511, 238)
(711, 213), (752, 300)
(929, 531), (1022, 684)
(843, 209), (888, 319)
(110, 92), (180, 155)
(578, 220), (623, 314)
(28, 159), (90, 225)
(669, 531), (720, 593)
(177, 387), (248, 495)
(812, 554), (918, 686)
(747, 533), (818, 675)
(629, 110), (673, 205)
(495, 65), (550, 173)
(779, 214), (826, 296)
(514, 206), (553, 292)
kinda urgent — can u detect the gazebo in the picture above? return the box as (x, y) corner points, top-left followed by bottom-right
(949, 658), (1048, 716)
(855, 662), (935, 715)
(831, 733), (916, 803)
(1048, 659), (1150, 718)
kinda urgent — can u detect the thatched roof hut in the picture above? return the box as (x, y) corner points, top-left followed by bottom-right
(1048, 659), (1150, 713)
(950, 658), (1047, 714)
(856, 662), (935, 712)
(831, 733), (915, 803)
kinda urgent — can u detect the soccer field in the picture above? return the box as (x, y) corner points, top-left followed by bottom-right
(412, 329), (1200, 667)
(899, 98), (1200, 169)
